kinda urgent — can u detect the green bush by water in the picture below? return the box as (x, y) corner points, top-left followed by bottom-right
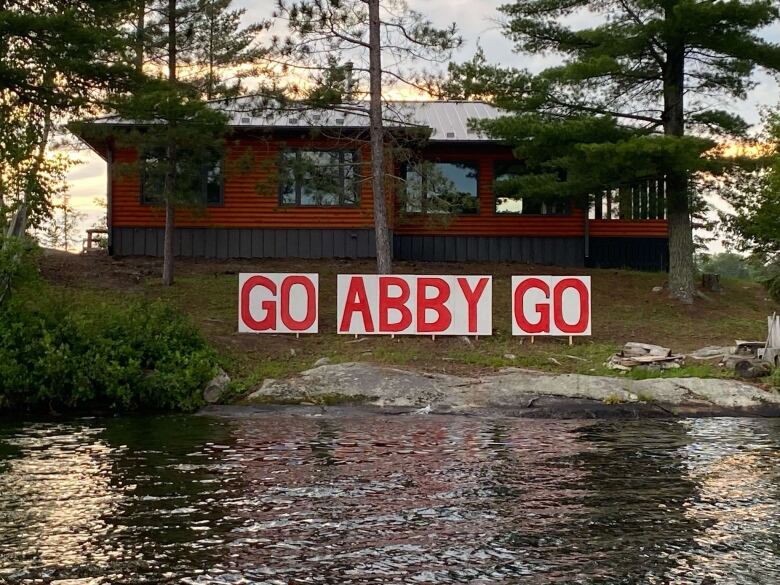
(0, 236), (38, 307)
(0, 288), (217, 414)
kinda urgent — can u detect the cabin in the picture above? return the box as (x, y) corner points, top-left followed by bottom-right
(73, 98), (669, 270)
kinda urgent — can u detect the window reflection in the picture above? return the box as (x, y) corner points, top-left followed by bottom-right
(140, 148), (223, 206)
(280, 149), (359, 207)
(404, 161), (479, 215)
(494, 161), (567, 215)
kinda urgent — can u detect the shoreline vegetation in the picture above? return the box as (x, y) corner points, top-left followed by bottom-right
(8, 249), (772, 416)
(0, 246), (218, 414)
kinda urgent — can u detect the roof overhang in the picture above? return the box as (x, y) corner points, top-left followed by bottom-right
(69, 99), (506, 156)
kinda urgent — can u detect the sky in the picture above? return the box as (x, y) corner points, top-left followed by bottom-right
(65, 0), (780, 250)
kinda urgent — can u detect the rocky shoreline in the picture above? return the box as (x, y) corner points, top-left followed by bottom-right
(218, 362), (780, 419)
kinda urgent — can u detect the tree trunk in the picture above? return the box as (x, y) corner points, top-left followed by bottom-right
(666, 172), (694, 302)
(662, 11), (695, 304)
(208, 6), (215, 100)
(701, 272), (721, 292)
(7, 99), (53, 239)
(162, 0), (177, 286)
(0, 181), (6, 234)
(368, 0), (393, 274)
(162, 198), (175, 285)
(135, 0), (145, 73)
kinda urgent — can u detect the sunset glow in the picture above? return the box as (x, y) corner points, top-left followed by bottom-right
(712, 141), (774, 159)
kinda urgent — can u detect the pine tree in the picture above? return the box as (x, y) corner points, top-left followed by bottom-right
(1, 1), (135, 112)
(1, 0), (135, 237)
(446, 1), (780, 303)
(190, 0), (271, 100)
(273, 0), (462, 274)
(112, 0), (230, 285)
(115, 0), (276, 285)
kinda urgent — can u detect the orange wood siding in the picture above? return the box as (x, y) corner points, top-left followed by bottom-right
(111, 136), (375, 229)
(589, 219), (668, 238)
(110, 134), (668, 238)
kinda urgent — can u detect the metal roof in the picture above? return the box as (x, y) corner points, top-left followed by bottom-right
(88, 98), (506, 142)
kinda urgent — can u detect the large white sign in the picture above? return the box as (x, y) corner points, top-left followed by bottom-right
(238, 273), (319, 333)
(511, 276), (591, 336)
(336, 275), (492, 336)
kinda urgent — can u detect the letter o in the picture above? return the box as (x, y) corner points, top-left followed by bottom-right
(280, 276), (317, 331)
(553, 278), (589, 334)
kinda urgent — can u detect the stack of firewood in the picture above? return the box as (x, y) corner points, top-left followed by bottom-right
(606, 342), (685, 371)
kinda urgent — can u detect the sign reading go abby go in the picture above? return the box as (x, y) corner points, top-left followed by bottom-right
(237, 273), (591, 337)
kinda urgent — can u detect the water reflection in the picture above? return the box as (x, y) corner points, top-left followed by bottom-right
(675, 418), (780, 582)
(0, 424), (125, 576)
(0, 413), (779, 583)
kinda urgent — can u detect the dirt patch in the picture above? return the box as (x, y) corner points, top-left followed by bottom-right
(38, 250), (158, 292)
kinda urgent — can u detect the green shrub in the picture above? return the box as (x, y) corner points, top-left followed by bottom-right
(0, 291), (217, 413)
(764, 272), (780, 305)
(0, 235), (38, 307)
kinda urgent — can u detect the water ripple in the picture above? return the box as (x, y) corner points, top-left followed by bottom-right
(1, 414), (779, 583)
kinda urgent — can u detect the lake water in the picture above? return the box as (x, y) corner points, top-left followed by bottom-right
(1, 411), (779, 584)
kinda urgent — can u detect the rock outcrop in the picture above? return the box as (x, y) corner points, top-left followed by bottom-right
(243, 362), (780, 418)
(203, 369), (231, 404)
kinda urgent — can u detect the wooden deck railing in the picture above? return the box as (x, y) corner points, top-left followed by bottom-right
(82, 229), (108, 254)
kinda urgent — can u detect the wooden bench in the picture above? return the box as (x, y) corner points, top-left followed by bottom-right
(82, 229), (108, 254)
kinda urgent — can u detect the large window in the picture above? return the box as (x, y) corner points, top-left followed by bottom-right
(140, 148), (223, 206)
(493, 161), (567, 215)
(403, 161), (479, 214)
(279, 149), (360, 206)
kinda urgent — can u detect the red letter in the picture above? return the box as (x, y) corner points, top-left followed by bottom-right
(417, 277), (452, 333)
(280, 276), (317, 331)
(379, 276), (413, 332)
(339, 277), (374, 333)
(514, 277), (550, 334)
(457, 277), (489, 333)
(240, 276), (277, 331)
(553, 278), (589, 334)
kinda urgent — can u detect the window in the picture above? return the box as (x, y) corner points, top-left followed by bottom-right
(589, 181), (667, 220)
(493, 161), (567, 215)
(204, 159), (223, 205)
(140, 148), (223, 206)
(403, 161), (479, 214)
(140, 148), (165, 205)
(279, 149), (359, 206)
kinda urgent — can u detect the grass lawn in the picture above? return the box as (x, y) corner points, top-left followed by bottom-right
(40, 252), (779, 395)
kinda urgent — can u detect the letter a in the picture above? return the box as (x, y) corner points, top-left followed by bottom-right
(339, 277), (374, 333)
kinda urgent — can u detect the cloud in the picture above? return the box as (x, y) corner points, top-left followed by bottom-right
(66, 157), (106, 181)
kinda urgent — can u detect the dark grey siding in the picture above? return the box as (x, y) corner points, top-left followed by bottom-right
(394, 235), (585, 266)
(111, 227), (668, 270)
(113, 227), (586, 266)
(586, 237), (669, 271)
(112, 227), (377, 259)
